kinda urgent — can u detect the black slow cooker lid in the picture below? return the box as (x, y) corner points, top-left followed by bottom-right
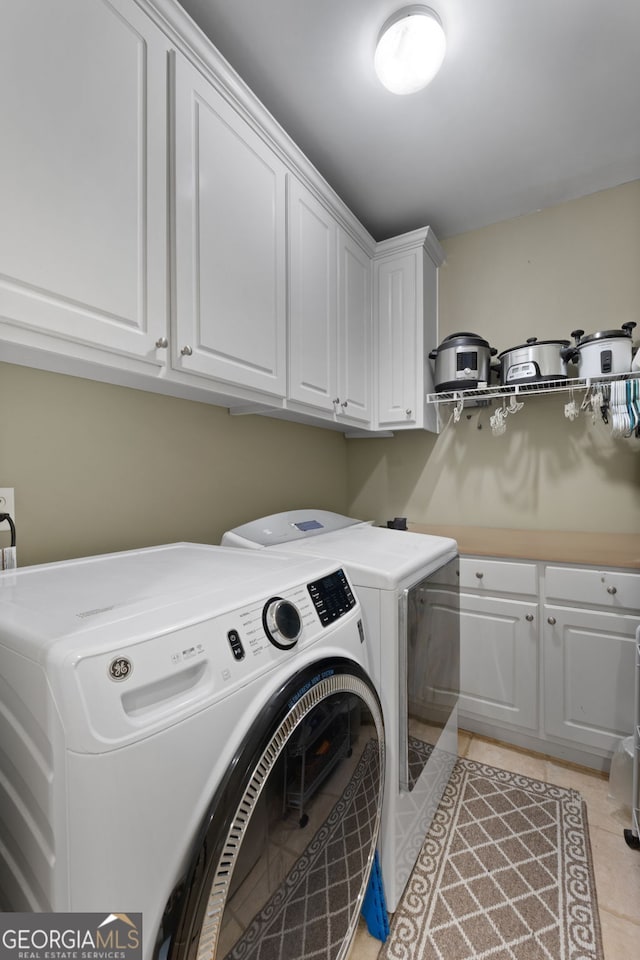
(496, 337), (569, 358)
(438, 332), (491, 349)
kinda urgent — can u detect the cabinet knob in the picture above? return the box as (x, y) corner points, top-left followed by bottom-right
(475, 571), (484, 579)
(155, 337), (168, 349)
(547, 616), (556, 625)
(341, 400), (348, 409)
(333, 397), (340, 405)
(525, 614), (534, 622)
(180, 345), (193, 357)
(406, 409), (412, 416)
(606, 585), (617, 595)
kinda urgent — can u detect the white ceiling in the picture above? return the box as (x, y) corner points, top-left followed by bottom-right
(177, 0), (640, 241)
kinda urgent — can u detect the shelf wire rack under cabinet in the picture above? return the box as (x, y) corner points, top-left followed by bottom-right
(427, 371), (640, 438)
(425, 370), (640, 406)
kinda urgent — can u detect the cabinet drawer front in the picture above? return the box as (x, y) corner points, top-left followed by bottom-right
(545, 565), (640, 611)
(459, 558), (537, 595)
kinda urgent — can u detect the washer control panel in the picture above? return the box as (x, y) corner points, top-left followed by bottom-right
(307, 568), (356, 627)
(68, 566), (360, 748)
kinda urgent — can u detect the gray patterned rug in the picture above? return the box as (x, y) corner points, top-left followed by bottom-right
(381, 757), (604, 960)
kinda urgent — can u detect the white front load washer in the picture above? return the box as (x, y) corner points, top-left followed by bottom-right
(222, 511), (460, 912)
(0, 543), (384, 960)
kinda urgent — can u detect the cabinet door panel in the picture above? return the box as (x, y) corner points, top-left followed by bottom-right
(0, 0), (167, 361)
(458, 595), (538, 731)
(376, 255), (417, 427)
(288, 178), (337, 411)
(544, 606), (637, 752)
(337, 231), (371, 423)
(174, 56), (286, 396)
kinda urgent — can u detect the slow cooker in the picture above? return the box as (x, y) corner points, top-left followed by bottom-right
(496, 337), (571, 385)
(428, 332), (496, 392)
(561, 323), (637, 378)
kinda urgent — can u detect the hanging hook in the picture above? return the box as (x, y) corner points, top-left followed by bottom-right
(490, 399), (507, 436)
(507, 394), (524, 415)
(564, 383), (579, 421)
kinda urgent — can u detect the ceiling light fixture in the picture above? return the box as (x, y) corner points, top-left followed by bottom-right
(374, 5), (446, 95)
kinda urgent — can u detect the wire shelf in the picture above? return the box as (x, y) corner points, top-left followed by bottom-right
(426, 371), (640, 405)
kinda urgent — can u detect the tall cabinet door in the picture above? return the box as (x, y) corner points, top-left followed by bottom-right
(0, 0), (169, 363)
(288, 178), (338, 413)
(374, 230), (441, 432)
(173, 55), (287, 397)
(375, 253), (419, 427)
(337, 230), (372, 424)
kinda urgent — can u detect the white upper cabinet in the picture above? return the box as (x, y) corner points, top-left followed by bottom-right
(172, 55), (287, 398)
(0, 0), (436, 428)
(337, 229), (372, 424)
(0, 0), (169, 368)
(287, 176), (372, 426)
(288, 177), (338, 414)
(374, 229), (443, 431)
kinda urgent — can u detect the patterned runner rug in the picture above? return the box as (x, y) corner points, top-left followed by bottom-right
(380, 757), (604, 960)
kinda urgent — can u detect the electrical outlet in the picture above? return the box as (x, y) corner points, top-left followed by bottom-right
(0, 488), (16, 531)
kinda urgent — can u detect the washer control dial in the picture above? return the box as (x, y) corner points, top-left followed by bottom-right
(262, 597), (302, 650)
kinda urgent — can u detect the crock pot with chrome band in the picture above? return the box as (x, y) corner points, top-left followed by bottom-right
(561, 322), (637, 378)
(428, 332), (497, 392)
(495, 337), (571, 385)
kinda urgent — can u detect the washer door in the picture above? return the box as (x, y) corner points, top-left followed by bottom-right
(162, 657), (384, 960)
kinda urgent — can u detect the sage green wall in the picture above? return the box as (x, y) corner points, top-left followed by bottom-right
(0, 363), (349, 566)
(347, 181), (640, 532)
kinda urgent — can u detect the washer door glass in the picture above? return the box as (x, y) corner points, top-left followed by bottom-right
(165, 658), (384, 960)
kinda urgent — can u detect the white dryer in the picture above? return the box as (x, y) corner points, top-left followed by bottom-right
(0, 543), (384, 960)
(222, 511), (460, 912)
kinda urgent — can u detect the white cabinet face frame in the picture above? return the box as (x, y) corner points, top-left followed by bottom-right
(172, 54), (287, 397)
(0, 0), (169, 365)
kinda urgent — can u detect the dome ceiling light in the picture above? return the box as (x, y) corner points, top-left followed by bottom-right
(374, 5), (446, 95)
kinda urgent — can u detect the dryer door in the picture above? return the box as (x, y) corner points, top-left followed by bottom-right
(161, 657), (385, 960)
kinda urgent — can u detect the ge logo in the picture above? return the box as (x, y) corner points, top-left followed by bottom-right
(108, 656), (133, 682)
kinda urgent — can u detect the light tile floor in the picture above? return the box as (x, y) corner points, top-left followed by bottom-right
(349, 731), (640, 959)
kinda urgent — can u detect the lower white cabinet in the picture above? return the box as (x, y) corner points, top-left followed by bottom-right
(543, 605), (638, 755)
(457, 555), (640, 770)
(460, 595), (538, 731)
(458, 559), (538, 733)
